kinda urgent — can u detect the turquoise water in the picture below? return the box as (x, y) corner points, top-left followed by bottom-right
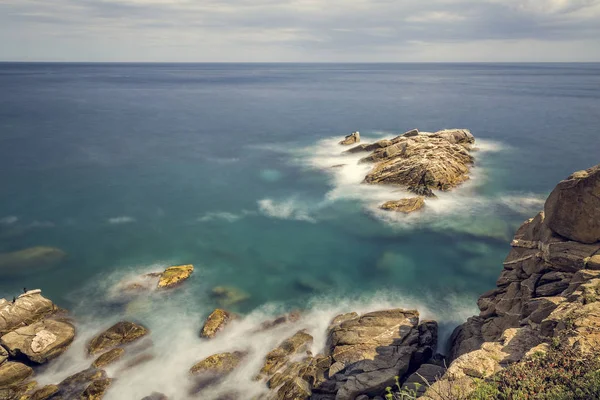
(1, 63), (599, 398)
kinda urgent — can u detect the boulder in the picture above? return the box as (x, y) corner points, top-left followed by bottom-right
(29, 385), (60, 400)
(259, 330), (313, 378)
(0, 361), (33, 389)
(544, 164), (600, 244)
(48, 368), (111, 399)
(157, 265), (194, 289)
(0, 319), (75, 364)
(339, 132), (360, 145)
(210, 286), (250, 307)
(190, 351), (245, 375)
(87, 321), (149, 355)
(379, 197), (425, 213)
(362, 132), (474, 193)
(0, 247), (66, 274)
(200, 309), (234, 339)
(92, 348), (125, 368)
(0, 290), (57, 335)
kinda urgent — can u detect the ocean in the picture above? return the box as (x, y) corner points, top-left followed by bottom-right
(1, 63), (599, 398)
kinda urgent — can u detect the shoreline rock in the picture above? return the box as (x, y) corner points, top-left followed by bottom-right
(339, 132), (360, 145)
(380, 197), (425, 213)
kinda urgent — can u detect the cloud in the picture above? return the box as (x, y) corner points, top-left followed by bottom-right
(0, 0), (599, 61)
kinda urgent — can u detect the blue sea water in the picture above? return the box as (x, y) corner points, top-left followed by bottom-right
(0, 63), (599, 398)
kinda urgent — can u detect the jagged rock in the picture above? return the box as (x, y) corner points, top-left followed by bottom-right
(0, 290), (57, 335)
(379, 197), (425, 213)
(259, 330), (313, 378)
(429, 129), (474, 145)
(326, 309), (437, 399)
(92, 348), (125, 368)
(87, 321), (149, 355)
(544, 164), (600, 244)
(157, 265), (194, 289)
(48, 368), (111, 399)
(210, 286), (250, 307)
(0, 361), (33, 388)
(190, 351), (245, 374)
(0, 319), (75, 364)
(344, 140), (393, 154)
(200, 309), (235, 339)
(0, 247), (66, 274)
(339, 132), (360, 145)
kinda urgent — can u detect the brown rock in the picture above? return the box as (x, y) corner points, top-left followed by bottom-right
(544, 164), (600, 244)
(379, 197), (425, 213)
(157, 265), (194, 289)
(0, 290), (57, 336)
(88, 321), (149, 355)
(339, 132), (360, 145)
(200, 309), (234, 339)
(50, 368), (111, 399)
(0, 361), (33, 389)
(190, 351), (246, 375)
(92, 348), (125, 368)
(29, 384), (60, 400)
(260, 330), (313, 378)
(0, 319), (75, 364)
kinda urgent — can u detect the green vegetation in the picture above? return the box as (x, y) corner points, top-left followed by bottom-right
(469, 345), (600, 400)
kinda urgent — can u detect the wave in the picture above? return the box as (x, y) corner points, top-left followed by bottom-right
(257, 198), (317, 223)
(198, 211), (253, 223)
(0, 216), (18, 225)
(108, 216), (136, 225)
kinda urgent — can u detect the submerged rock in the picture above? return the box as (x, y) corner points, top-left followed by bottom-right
(0, 290), (57, 336)
(0, 247), (66, 274)
(87, 321), (149, 355)
(210, 286), (250, 307)
(157, 265), (194, 289)
(544, 164), (600, 244)
(92, 348), (125, 368)
(379, 197), (425, 213)
(48, 367), (111, 400)
(141, 393), (168, 400)
(0, 319), (75, 364)
(200, 309), (235, 339)
(339, 132), (360, 145)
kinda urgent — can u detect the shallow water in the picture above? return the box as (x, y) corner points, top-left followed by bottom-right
(1, 63), (599, 398)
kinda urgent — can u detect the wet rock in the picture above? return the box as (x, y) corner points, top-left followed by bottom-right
(190, 351), (246, 375)
(0, 319), (75, 364)
(29, 384), (60, 400)
(0, 361), (33, 388)
(544, 164), (600, 244)
(0, 247), (66, 274)
(0, 290), (57, 335)
(210, 286), (250, 307)
(141, 393), (168, 400)
(402, 128), (420, 137)
(92, 348), (125, 368)
(88, 321), (149, 355)
(256, 311), (301, 332)
(339, 132), (360, 145)
(200, 309), (235, 339)
(48, 368), (111, 400)
(379, 197), (425, 213)
(259, 330), (313, 378)
(157, 265), (194, 289)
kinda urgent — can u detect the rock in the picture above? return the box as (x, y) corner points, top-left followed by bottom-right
(586, 255), (600, 270)
(87, 321), (149, 355)
(141, 393), (168, 400)
(362, 130), (475, 195)
(92, 348), (125, 368)
(0, 319), (75, 364)
(0, 247), (66, 274)
(0, 347), (6, 366)
(344, 140), (393, 154)
(256, 311), (301, 332)
(0, 290), (57, 335)
(402, 364), (446, 395)
(275, 377), (311, 399)
(157, 265), (194, 289)
(49, 368), (111, 399)
(29, 385), (60, 400)
(0, 361), (33, 388)
(326, 309), (437, 399)
(339, 132), (360, 145)
(402, 129), (420, 137)
(544, 164), (600, 244)
(210, 286), (250, 307)
(259, 330), (313, 378)
(379, 197), (425, 213)
(200, 309), (234, 339)
(190, 351), (246, 375)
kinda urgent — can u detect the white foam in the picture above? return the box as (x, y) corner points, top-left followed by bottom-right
(0, 216), (18, 225)
(108, 216), (136, 225)
(198, 211), (254, 223)
(257, 198), (317, 223)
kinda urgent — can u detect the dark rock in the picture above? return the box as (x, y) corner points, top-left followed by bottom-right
(88, 321), (149, 355)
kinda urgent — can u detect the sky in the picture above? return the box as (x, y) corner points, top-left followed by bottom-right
(1, 0), (600, 62)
